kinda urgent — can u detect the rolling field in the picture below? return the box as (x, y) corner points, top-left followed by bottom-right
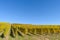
(0, 23), (60, 40)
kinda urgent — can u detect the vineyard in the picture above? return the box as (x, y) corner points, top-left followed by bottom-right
(0, 22), (60, 40)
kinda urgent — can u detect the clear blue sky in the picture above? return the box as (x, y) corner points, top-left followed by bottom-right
(0, 0), (60, 24)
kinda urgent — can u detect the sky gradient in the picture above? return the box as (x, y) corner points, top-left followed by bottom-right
(0, 0), (60, 24)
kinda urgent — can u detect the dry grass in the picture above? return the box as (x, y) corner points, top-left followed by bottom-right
(0, 33), (60, 40)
